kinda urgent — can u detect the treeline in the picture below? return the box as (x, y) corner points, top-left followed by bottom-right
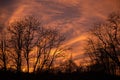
(0, 16), (91, 75)
(0, 16), (68, 73)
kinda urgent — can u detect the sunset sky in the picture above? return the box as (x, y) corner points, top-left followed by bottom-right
(0, 0), (120, 64)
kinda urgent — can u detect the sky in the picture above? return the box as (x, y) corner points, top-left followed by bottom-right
(0, 0), (120, 65)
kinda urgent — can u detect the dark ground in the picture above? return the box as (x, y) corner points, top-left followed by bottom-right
(0, 70), (120, 80)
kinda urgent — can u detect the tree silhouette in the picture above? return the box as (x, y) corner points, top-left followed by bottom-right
(33, 28), (66, 72)
(85, 12), (120, 75)
(8, 19), (26, 72)
(0, 27), (8, 71)
(22, 16), (40, 73)
(4, 16), (67, 73)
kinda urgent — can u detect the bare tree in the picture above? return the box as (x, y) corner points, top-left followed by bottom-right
(22, 16), (40, 73)
(7, 16), (67, 73)
(33, 28), (66, 72)
(7, 16), (41, 72)
(8, 19), (26, 72)
(85, 12), (120, 75)
(0, 28), (8, 71)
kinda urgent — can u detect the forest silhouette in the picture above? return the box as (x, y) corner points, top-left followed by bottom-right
(0, 13), (120, 80)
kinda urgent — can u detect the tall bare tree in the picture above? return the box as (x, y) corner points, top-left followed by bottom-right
(22, 16), (40, 73)
(0, 27), (8, 71)
(8, 16), (41, 72)
(8, 19), (26, 72)
(85, 12), (120, 75)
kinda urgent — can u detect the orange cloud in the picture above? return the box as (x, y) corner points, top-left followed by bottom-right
(64, 33), (88, 47)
